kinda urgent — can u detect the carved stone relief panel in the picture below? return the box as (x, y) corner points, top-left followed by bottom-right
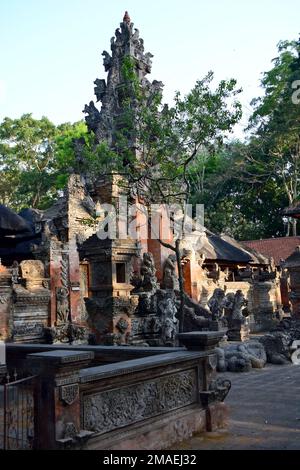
(82, 369), (197, 434)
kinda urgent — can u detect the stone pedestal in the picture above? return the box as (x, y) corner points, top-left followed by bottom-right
(177, 331), (225, 351)
(177, 330), (230, 434)
(227, 321), (250, 342)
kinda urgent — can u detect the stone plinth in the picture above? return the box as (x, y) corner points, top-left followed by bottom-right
(27, 350), (94, 449)
(177, 331), (225, 351)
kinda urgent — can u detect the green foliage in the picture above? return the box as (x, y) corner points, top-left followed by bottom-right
(0, 115), (96, 210)
(96, 65), (242, 210)
(188, 38), (300, 240)
(0, 114), (58, 209)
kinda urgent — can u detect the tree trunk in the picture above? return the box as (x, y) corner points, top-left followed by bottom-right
(292, 218), (297, 236)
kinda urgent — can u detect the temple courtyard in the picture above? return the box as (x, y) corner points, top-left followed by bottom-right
(174, 363), (300, 450)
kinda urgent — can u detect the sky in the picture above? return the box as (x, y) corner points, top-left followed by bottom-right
(0, 0), (299, 138)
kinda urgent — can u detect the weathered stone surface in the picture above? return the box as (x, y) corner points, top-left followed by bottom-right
(82, 369), (197, 434)
(216, 341), (267, 372)
(178, 331), (225, 351)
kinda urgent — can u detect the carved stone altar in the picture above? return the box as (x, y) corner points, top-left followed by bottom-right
(0, 259), (51, 343)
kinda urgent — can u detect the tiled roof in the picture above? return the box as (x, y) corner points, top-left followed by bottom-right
(241, 237), (300, 266)
(282, 203), (300, 217)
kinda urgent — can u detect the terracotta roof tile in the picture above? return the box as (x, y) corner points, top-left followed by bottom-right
(241, 237), (300, 266)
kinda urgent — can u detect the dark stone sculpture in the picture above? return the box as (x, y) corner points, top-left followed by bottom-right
(140, 252), (158, 292)
(94, 78), (107, 102)
(225, 290), (250, 341)
(56, 287), (70, 324)
(158, 294), (178, 346)
(216, 341), (267, 372)
(163, 254), (179, 290)
(259, 331), (291, 364)
(83, 12), (163, 148)
(207, 288), (226, 321)
(82, 101), (101, 133)
(102, 51), (112, 71)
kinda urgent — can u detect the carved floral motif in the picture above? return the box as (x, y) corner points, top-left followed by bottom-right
(60, 384), (79, 405)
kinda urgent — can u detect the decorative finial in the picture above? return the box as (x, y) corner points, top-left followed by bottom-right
(123, 11), (131, 24)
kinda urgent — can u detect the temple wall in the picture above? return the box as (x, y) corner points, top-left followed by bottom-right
(196, 277), (281, 333)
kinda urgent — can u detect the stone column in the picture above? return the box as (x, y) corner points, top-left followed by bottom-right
(177, 331), (230, 432)
(27, 350), (94, 449)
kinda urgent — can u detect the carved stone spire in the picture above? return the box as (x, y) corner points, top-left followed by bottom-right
(83, 13), (164, 149)
(123, 11), (131, 24)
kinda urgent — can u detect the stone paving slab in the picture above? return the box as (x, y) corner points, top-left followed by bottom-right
(173, 364), (300, 450)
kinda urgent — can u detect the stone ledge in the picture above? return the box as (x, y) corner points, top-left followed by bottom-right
(177, 331), (225, 351)
(79, 350), (206, 383)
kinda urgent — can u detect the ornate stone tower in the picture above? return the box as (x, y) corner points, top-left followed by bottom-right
(83, 11), (163, 147)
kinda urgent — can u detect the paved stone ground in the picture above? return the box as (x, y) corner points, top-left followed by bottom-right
(175, 364), (300, 450)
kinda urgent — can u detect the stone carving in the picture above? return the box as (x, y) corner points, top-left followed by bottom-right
(82, 370), (197, 434)
(84, 12), (163, 147)
(158, 295), (178, 346)
(137, 291), (157, 316)
(12, 322), (45, 338)
(209, 378), (232, 402)
(0, 295), (10, 304)
(207, 288), (226, 321)
(140, 253), (157, 292)
(259, 330), (292, 364)
(226, 290), (249, 341)
(83, 101), (101, 134)
(20, 260), (44, 279)
(56, 287), (70, 324)
(60, 384), (79, 406)
(182, 294), (211, 332)
(216, 341), (267, 372)
(163, 255), (179, 290)
(56, 250), (70, 325)
(102, 51), (112, 71)
(63, 422), (78, 440)
(11, 260), (19, 285)
(130, 315), (161, 338)
(94, 78), (107, 102)
(44, 323), (87, 344)
(116, 317), (129, 334)
(18, 260), (48, 293)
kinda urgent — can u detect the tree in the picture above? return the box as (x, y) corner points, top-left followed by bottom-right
(0, 115), (93, 211)
(95, 61), (242, 331)
(187, 38), (300, 241)
(0, 114), (58, 209)
(188, 141), (289, 240)
(248, 38), (300, 236)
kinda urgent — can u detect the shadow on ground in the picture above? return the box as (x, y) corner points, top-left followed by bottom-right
(173, 364), (300, 450)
